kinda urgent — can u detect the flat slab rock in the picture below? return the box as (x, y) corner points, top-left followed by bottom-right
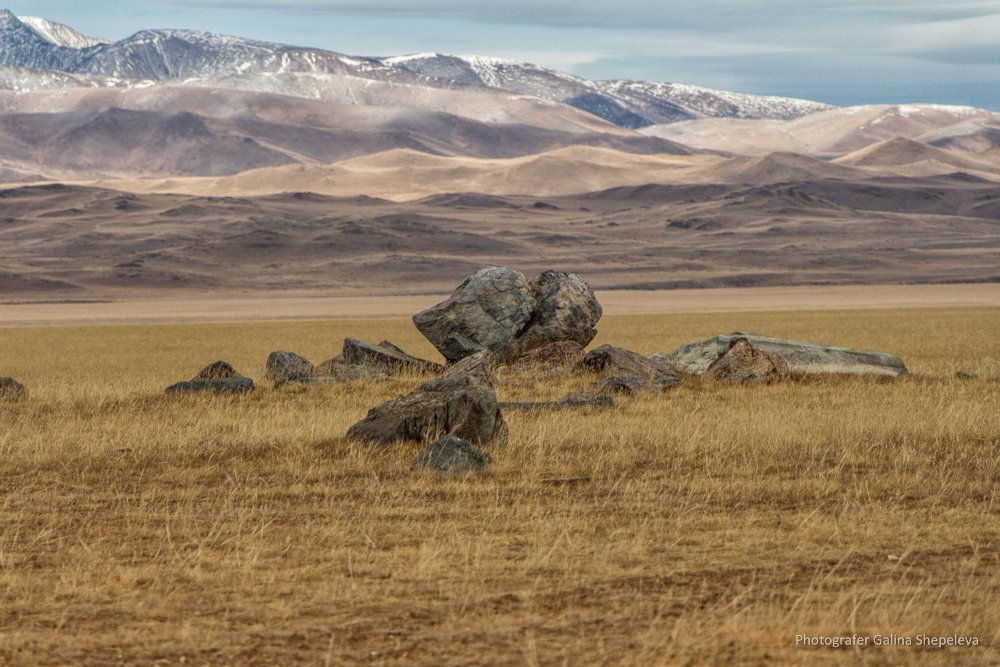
(654, 332), (908, 377)
(499, 392), (614, 412)
(165, 377), (255, 394)
(411, 435), (492, 476)
(347, 374), (508, 447)
(342, 337), (443, 375)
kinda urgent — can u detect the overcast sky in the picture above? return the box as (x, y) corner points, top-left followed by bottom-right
(9, 1), (1000, 109)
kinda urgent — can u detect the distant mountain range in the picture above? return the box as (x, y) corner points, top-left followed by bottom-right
(2, 8), (1000, 184)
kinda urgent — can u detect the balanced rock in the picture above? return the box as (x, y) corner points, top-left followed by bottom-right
(577, 344), (675, 380)
(0, 377), (26, 401)
(657, 332), (908, 377)
(195, 360), (241, 380)
(347, 374), (508, 447)
(413, 266), (601, 363)
(342, 338), (443, 375)
(165, 377), (255, 395)
(411, 435), (493, 476)
(265, 351), (314, 384)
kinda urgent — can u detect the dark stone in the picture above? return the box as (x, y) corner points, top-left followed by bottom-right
(347, 374), (508, 447)
(0, 377), (26, 401)
(955, 371), (980, 379)
(499, 392), (614, 412)
(165, 377), (255, 394)
(594, 374), (681, 394)
(265, 351), (314, 384)
(516, 340), (587, 367)
(342, 338), (444, 375)
(411, 435), (493, 476)
(576, 344), (673, 379)
(195, 360), (241, 380)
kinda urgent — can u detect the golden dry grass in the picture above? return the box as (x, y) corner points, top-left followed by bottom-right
(1, 307), (999, 665)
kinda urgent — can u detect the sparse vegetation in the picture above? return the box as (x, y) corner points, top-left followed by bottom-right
(1, 306), (999, 664)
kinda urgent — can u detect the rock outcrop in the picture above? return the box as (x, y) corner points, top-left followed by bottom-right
(656, 332), (908, 377)
(342, 338), (444, 375)
(346, 375), (508, 447)
(413, 266), (601, 363)
(411, 435), (493, 476)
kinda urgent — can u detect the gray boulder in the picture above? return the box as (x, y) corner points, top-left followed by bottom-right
(411, 435), (493, 476)
(342, 338), (444, 375)
(413, 266), (536, 363)
(165, 377), (255, 395)
(412, 266), (602, 363)
(265, 351), (314, 384)
(657, 332), (908, 377)
(516, 271), (602, 352)
(0, 377), (26, 401)
(346, 374), (508, 447)
(442, 349), (498, 387)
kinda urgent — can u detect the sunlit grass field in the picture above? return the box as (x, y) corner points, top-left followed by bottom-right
(1, 306), (999, 665)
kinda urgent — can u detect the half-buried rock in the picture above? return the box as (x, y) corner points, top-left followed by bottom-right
(654, 332), (908, 377)
(411, 435), (493, 476)
(266, 351), (314, 384)
(413, 266), (601, 363)
(0, 377), (26, 401)
(342, 338), (444, 375)
(165, 377), (254, 395)
(347, 374), (508, 447)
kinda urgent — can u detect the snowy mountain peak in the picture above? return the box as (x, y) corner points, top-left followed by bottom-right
(19, 15), (108, 48)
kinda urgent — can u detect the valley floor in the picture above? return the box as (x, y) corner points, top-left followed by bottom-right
(1, 304), (998, 664)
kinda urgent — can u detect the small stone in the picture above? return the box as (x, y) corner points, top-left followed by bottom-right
(411, 435), (492, 476)
(955, 371), (980, 379)
(165, 377), (255, 394)
(265, 351), (314, 384)
(0, 377), (26, 401)
(499, 392), (614, 412)
(194, 360), (241, 380)
(593, 374), (681, 394)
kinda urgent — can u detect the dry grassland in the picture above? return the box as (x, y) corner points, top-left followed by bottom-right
(1, 307), (999, 665)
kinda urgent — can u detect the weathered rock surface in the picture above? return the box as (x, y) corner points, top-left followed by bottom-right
(442, 349), (498, 387)
(411, 435), (493, 476)
(413, 266), (601, 363)
(347, 375), (508, 447)
(0, 377), (26, 401)
(499, 392), (614, 412)
(516, 340), (587, 367)
(342, 338), (444, 375)
(265, 351), (314, 384)
(577, 344), (675, 380)
(165, 377), (255, 394)
(705, 337), (789, 383)
(593, 374), (681, 395)
(195, 360), (241, 380)
(657, 332), (908, 377)
(314, 355), (345, 376)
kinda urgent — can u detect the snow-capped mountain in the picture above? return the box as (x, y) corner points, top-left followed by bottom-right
(0, 9), (832, 128)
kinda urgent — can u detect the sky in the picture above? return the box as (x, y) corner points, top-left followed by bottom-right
(7, 1), (1000, 110)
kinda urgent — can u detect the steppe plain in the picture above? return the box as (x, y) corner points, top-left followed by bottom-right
(2, 122), (1000, 664)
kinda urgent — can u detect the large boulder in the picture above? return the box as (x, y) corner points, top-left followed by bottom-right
(265, 351), (314, 384)
(346, 375), (508, 447)
(656, 332), (908, 377)
(411, 435), (493, 476)
(342, 338), (444, 375)
(0, 377), (26, 401)
(516, 271), (602, 352)
(412, 266), (601, 363)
